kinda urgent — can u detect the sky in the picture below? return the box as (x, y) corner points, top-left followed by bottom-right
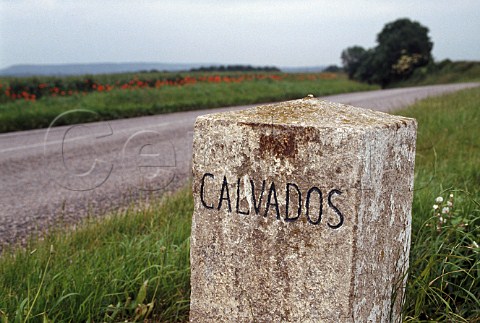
(0, 0), (479, 69)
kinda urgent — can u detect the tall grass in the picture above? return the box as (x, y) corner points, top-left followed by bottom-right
(397, 87), (480, 321)
(0, 88), (479, 322)
(0, 188), (193, 322)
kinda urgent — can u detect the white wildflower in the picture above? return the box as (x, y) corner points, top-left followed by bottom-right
(441, 207), (449, 214)
(447, 201), (453, 207)
(449, 193), (454, 198)
(435, 196), (444, 203)
(433, 204), (439, 210)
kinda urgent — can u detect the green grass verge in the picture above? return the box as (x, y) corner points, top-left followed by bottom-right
(0, 73), (377, 133)
(0, 189), (193, 322)
(391, 60), (480, 87)
(396, 87), (480, 321)
(1, 88), (479, 322)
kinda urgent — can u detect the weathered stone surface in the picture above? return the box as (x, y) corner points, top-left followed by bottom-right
(190, 98), (417, 322)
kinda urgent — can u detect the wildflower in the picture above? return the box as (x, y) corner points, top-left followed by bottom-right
(441, 207), (449, 214)
(435, 196), (443, 203)
(447, 201), (453, 207)
(433, 204), (439, 210)
(449, 193), (454, 198)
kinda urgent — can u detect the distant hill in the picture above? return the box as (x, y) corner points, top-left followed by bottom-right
(0, 62), (210, 77)
(0, 62), (330, 77)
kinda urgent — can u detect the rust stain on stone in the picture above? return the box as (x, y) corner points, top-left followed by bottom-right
(259, 127), (298, 159)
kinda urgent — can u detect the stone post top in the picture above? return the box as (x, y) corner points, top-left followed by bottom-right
(197, 97), (416, 129)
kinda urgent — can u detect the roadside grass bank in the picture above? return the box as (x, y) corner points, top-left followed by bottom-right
(1, 88), (479, 321)
(0, 72), (377, 133)
(395, 87), (480, 321)
(0, 188), (193, 322)
(391, 60), (480, 88)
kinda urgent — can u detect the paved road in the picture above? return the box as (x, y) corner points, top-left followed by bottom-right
(0, 83), (478, 248)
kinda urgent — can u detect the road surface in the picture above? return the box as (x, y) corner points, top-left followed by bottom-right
(0, 82), (478, 248)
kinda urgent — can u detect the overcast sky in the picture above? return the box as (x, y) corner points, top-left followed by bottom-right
(0, 0), (479, 69)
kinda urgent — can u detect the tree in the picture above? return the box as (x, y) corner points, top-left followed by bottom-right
(341, 18), (433, 87)
(374, 18), (433, 86)
(341, 46), (367, 79)
(352, 49), (377, 84)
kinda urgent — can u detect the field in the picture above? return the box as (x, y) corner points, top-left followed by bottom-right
(0, 71), (377, 133)
(0, 86), (478, 322)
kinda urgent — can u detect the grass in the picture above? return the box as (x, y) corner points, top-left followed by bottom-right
(1, 88), (479, 322)
(0, 72), (377, 133)
(0, 189), (193, 322)
(396, 87), (480, 321)
(391, 60), (480, 88)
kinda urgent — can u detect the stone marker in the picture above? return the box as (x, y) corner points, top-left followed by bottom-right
(190, 97), (417, 322)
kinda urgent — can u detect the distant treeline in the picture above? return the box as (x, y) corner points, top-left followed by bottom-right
(190, 65), (280, 72)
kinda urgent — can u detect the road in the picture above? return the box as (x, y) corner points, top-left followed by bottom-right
(0, 82), (478, 248)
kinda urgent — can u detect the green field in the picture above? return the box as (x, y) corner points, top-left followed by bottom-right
(0, 72), (377, 133)
(1, 88), (479, 322)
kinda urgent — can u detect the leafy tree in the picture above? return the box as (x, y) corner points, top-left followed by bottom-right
(341, 18), (433, 87)
(341, 46), (367, 79)
(352, 49), (377, 84)
(374, 18), (433, 86)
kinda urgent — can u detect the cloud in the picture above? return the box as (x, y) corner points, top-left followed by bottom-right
(0, 0), (479, 68)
